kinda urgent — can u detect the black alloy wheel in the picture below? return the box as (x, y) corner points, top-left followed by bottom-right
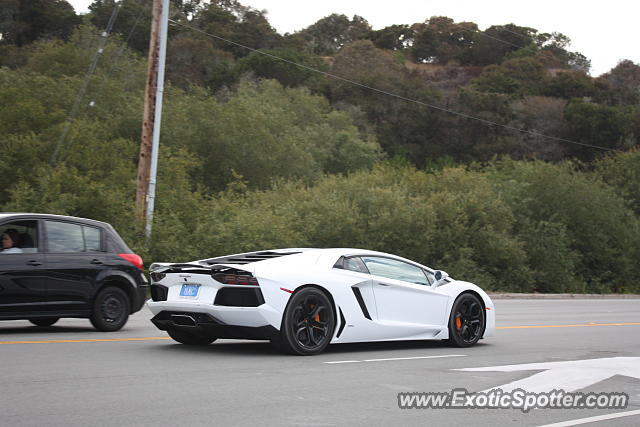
(167, 328), (217, 346)
(29, 318), (59, 327)
(447, 293), (485, 347)
(90, 287), (130, 332)
(278, 287), (335, 355)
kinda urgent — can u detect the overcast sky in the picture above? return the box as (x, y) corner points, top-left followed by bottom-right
(68, 0), (639, 76)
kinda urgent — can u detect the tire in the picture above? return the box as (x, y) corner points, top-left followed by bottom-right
(29, 318), (59, 327)
(447, 293), (485, 347)
(278, 287), (335, 355)
(90, 287), (130, 332)
(167, 328), (216, 346)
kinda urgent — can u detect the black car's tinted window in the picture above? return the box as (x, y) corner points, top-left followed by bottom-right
(45, 221), (104, 253)
(83, 226), (102, 251)
(0, 220), (39, 254)
(46, 221), (84, 252)
(361, 256), (429, 285)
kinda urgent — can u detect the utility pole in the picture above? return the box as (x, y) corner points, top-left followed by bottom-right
(136, 0), (169, 239)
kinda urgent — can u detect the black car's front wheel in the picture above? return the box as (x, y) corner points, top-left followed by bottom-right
(90, 287), (130, 332)
(447, 293), (485, 347)
(277, 287), (335, 355)
(29, 318), (59, 327)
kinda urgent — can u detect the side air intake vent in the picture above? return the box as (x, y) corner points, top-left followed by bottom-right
(351, 287), (372, 320)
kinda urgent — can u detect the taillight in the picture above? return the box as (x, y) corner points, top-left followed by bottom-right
(212, 273), (259, 286)
(118, 253), (143, 270)
(150, 272), (166, 282)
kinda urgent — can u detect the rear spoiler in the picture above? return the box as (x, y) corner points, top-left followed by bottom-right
(149, 262), (254, 275)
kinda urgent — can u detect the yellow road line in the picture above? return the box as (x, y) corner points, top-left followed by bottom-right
(1, 322), (639, 344)
(497, 322), (640, 329)
(0, 336), (170, 344)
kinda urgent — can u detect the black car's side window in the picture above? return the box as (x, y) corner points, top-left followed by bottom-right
(83, 226), (102, 252)
(45, 221), (104, 253)
(0, 220), (39, 254)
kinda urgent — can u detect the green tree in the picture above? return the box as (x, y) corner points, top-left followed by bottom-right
(236, 47), (327, 87)
(190, 0), (280, 58)
(0, 0), (80, 46)
(543, 70), (595, 100)
(536, 31), (590, 72)
(595, 60), (640, 106)
(564, 100), (636, 158)
(326, 40), (446, 164)
(463, 24), (537, 66)
(161, 78), (382, 191)
(285, 14), (371, 55)
(595, 149), (640, 215)
(411, 16), (477, 64)
(367, 24), (414, 51)
(166, 34), (236, 90)
(473, 57), (547, 95)
(88, 0), (152, 54)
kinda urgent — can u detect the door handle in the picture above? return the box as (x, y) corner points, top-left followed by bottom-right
(90, 259), (103, 265)
(26, 260), (42, 266)
(377, 282), (390, 287)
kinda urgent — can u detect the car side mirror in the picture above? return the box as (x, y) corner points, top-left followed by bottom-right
(432, 270), (449, 287)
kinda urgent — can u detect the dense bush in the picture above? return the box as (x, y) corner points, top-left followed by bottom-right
(144, 161), (640, 294)
(486, 159), (640, 293)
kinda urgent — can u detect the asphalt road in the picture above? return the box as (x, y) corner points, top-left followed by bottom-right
(1, 299), (639, 427)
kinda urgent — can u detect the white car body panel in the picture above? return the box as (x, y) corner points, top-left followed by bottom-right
(147, 248), (495, 344)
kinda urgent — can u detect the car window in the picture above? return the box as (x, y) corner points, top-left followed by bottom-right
(83, 226), (102, 252)
(46, 221), (85, 253)
(344, 257), (369, 274)
(0, 220), (39, 254)
(423, 270), (435, 286)
(360, 256), (429, 285)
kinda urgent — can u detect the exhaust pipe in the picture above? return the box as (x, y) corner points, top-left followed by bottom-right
(171, 314), (197, 327)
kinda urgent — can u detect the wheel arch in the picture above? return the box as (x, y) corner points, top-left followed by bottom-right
(96, 273), (137, 313)
(281, 284), (338, 334)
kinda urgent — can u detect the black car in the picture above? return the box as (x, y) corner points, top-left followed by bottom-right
(0, 213), (148, 331)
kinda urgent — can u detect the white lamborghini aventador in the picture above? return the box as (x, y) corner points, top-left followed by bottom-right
(147, 248), (495, 355)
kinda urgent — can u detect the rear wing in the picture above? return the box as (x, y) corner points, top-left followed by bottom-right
(149, 262), (253, 275)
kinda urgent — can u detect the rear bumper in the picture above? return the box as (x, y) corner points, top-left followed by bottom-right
(150, 310), (279, 340)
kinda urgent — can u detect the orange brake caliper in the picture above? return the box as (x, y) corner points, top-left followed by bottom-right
(310, 304), (320, 322)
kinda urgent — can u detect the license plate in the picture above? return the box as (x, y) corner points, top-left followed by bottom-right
(179, 284), (200, 297)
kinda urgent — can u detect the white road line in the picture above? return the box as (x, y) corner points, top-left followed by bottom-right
(364, 354), (467, 362)
(324, 354), (466, 364)
(537, 409), (640, 427)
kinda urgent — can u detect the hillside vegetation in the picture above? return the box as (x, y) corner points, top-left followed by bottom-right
(1, 0), (640, 293)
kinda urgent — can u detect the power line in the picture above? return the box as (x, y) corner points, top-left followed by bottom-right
(51, 0), (123, 164)
(169, 19), (619, 153)
(119, 0), (149, 55)
(474, 29), (524, 50)
(111, 0), (151, 86)
(498, 25), (537, 42)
